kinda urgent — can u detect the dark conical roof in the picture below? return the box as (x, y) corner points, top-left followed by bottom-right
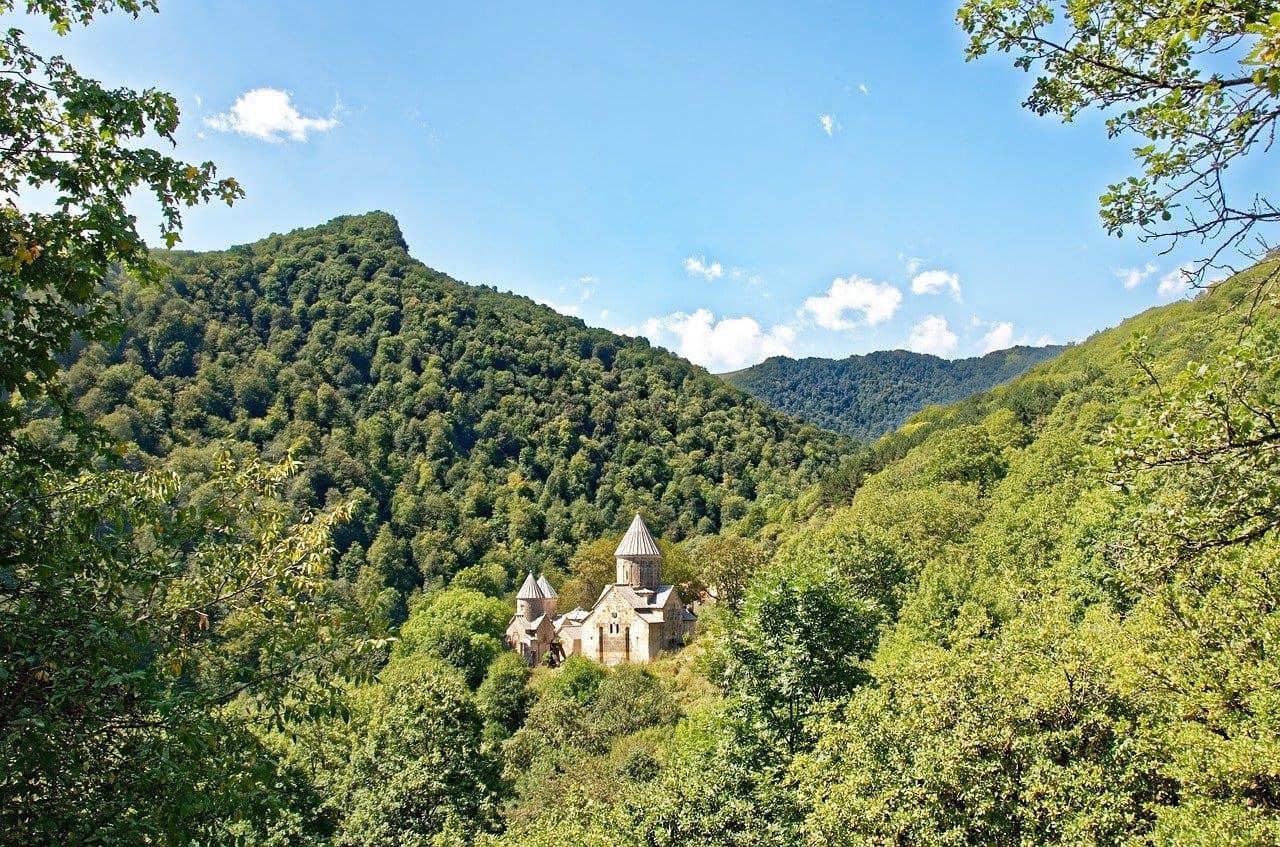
(516, 572), (544, 600)
(614, 513), (661, 558)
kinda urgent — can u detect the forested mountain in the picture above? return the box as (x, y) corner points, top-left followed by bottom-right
(52, 212), (846, 601)
(722, 345), (1066, 440)
(32, 211), (1280, 846)
(10, 2), (1280, 845)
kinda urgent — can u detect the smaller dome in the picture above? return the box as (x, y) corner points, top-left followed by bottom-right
(516, 572), (544, 600)
(536, 574), (558, 599)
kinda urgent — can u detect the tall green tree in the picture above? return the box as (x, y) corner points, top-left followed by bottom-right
(1102, 329), (1280, 843)
(0, 4), (382, 844)
(335, 657), (501, 847)
(1, 0), (241, 440)
(0, 454), (369, 845)
(719, 559), (881, 752)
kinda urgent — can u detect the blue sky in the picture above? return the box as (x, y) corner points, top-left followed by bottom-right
(16, 1), (1261, 369)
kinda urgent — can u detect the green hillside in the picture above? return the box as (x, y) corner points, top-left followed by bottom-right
(482, 258), (1280, 846)
(53, 212), (847, 596)
(722, 345), (1066, 440)
(20, 224), (1280, 845)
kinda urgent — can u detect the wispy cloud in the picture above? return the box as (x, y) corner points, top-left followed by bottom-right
(576, 275), (598, 301)
(910, 268), (962, 301)
(819, 114), (838, 136)
(205, 88), (340, 142)
(907, 316), (958, 356)
(980, 320), (1015, 353)
(683, 255), (724, 280)
(1116, 262), (1158, 290)
(642, 309), (794, 370)
(803, 276), (902, 330)
(901, 255), (923, 275)
(1157, 265), (1195, 298)
(858, 83), (869, 96)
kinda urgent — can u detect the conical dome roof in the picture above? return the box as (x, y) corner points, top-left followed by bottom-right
(516, 572), (544, 600)
(614, 513), (661, 558)
(536, 574), (558, 599)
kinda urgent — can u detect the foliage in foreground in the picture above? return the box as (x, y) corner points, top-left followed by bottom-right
(486, 260), (1280, 847)
(0, 451), (377, 845)
(958, 0), (1280, 277)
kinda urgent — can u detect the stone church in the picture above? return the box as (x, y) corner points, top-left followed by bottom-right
(505, 513), (695, 666)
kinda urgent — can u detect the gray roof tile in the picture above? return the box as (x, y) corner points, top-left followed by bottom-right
(516, 572), (544, 600)
(614, 513), (661, 558)
(536, 574), (558, 598)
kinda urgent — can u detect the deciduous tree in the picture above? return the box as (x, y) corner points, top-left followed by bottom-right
(1, 0), (241, 440)
(958, 0), (1280, 279)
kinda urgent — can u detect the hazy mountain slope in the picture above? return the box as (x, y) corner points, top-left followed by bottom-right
(57, 212), (848, 594)
(722, 345), (1066, 440)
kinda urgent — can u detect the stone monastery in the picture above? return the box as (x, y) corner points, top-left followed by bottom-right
(505, 513), (696, 666)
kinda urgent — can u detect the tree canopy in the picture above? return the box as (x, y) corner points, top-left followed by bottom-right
(958, 0), (1280, 279)
(0, 0), (241, 441)
(51, 212), (847, 602)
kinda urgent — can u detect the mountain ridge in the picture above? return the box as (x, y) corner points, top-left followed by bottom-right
(721, 343), (1067, 440)
(57, 211), (849, 599)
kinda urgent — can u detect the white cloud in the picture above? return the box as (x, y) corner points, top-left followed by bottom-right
(683, 255), (724, 280)
(205, 88), (339, 142)
(802, 276), (902, 330)
(1116, 262), (1158, 290)
(819, 114), (838, 136)
(1157, 265), (1194, 298)
(858, 83), (870, 96)
(907, 316), (958, 356)
(980, 321), (1015, 353)
(576, 275), (598, 300)
(643, 309), (794, 370)
(904, 256), (923, 275)
(911, 268), (962, 300)
(194, 93), (202, 108)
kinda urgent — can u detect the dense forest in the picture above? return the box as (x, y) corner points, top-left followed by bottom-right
(723, 345), (1065, 440)
(17, 222), (1278, 847)
(6, 1), (1280, 845)
(47, 212), (846, 608)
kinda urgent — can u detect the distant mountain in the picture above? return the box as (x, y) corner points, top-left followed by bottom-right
(721, 345), (1067, 440)
(55, 212), (847, 596)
